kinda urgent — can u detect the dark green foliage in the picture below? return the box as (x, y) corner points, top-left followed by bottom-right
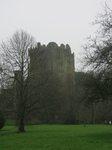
(75, 72), (87, 87)
(0, 110), (5, 129)
(64, 111), (77, 124)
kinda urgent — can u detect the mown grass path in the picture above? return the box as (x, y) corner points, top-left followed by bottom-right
(0, 125), (112, 150)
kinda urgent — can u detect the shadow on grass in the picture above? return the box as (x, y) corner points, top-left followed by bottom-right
(0, 127), (18, 136)
(87, 132), (112, 143)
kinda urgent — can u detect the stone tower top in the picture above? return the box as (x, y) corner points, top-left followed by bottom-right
(47, 42), (58, 49)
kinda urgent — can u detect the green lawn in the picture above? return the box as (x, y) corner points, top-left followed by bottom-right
(0, 125), (112, 150)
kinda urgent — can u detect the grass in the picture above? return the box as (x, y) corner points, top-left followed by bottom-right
(5, 119), (15, 126)
(0, 124), (112, 150)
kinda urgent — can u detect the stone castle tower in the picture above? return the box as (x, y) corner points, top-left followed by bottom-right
(28, 42), (75, 123)
(1, 42), (75, 124)
(29, 42), (75, 81)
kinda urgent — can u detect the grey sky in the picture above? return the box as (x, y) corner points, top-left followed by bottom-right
(0, 0), (112, 70)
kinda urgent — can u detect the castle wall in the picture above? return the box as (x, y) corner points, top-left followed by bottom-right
(29, 42), (75, 81)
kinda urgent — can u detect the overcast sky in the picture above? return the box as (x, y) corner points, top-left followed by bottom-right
(0, 0), (112, 70)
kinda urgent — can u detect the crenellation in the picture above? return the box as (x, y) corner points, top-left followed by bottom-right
(37, 42), (41, 48)
(47, 42), (58, 49)
(66, 44), (71, 53)
(60, 44), (65, 49)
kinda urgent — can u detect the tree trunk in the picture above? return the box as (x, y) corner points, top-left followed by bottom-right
(18, 116), (25, 133)
(91, 103), (95, 124)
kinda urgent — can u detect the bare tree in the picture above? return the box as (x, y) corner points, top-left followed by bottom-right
(82, 4), (112, 102)
(0, 30), (64, 132)
(0, 30), (36, 132)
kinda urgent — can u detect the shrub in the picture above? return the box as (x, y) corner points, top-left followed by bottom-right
(0, 110), (5, 129)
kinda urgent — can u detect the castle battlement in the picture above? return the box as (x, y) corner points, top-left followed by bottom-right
(29, 42), (73, 55)
(29, 42), (75, 80)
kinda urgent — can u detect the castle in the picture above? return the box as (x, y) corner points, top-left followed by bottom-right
(29, 42), (75, 81)
(28, 42), (76, 124)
